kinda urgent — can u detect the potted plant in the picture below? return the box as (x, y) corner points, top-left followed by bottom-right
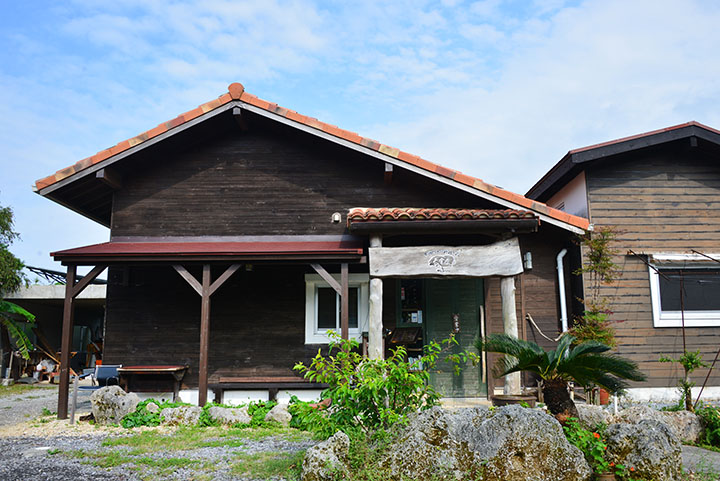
(477, 333), (646, 420)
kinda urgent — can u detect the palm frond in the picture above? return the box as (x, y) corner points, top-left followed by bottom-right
(0, 317), (33, 360)
(477, 334), (544, 357)
(568, 340), (611, 358)
(0, 300), (35, 322)
(478, 332), (646, 391)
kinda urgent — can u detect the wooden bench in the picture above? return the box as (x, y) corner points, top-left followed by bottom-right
(209, 376), (327, 403)
(118, 365), (188, 401)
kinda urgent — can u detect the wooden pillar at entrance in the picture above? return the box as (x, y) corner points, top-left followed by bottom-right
(501, 276), (521, 395)
(58, 264), (107, 419)
(368, 235), (383, 360)
(340, 263), (349, 340)
(173, 263), (241, 406)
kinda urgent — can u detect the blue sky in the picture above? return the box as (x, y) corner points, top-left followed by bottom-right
(2, 0), (720, 273)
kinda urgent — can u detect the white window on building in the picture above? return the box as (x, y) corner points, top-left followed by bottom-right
(649, 253), (720, 327)
(304, 273), (369, 344)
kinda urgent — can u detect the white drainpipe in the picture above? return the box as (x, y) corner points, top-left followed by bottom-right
(556, 248), (569, 332)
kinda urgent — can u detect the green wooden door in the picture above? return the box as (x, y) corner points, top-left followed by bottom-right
(424, 278), (486, 398)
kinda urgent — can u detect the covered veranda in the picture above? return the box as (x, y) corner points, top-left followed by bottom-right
(51, 238), (366, 419)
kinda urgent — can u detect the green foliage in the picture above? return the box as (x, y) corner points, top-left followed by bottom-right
(660, 350), (708, 412)
(120, 399), (190, 428)
(572, 226), (620, 347)
(696, 404), (720, 448)
(0, 300), (35, 359)
(478, 333), (646, 394)
(294, 332), (476, 433)
(246, 400), (278, 426)
(571, 309), (616, 348)
(0, 202), (34, 360)
(563, 418), (640, 479)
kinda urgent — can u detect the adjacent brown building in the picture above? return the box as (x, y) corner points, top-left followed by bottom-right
(527, 122), (720, 400)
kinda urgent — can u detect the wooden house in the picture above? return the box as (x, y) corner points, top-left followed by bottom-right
(34, 83), (588, 418)
(527, 122), (720, 400)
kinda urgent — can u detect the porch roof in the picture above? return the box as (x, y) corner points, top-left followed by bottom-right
(51, 240), (365, 264)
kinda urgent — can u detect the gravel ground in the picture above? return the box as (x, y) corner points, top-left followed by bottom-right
(0, 384), (317, 481)
(2, 385), (720, 480)
(0, 383), (92, 427)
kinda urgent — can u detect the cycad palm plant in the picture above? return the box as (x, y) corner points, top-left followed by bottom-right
(477, 334), (646, 420)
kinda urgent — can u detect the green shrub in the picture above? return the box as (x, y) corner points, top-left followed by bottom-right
(121, 399), (190, 428)
(696, 404), (720, 448)
(247, 400), (277, 426)
(293, 332), (476, 433)
(563, 418), (632, 477)
(659, 350), (708, 412)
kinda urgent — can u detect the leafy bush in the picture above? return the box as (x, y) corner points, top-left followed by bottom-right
(659, 350), (708, 412)
(563, 418), (634, 478)
(696, 404), (720, 448)
(247, 400), (277, 426)
(121, 399), (189, 428)
(294, 332), (475, 433)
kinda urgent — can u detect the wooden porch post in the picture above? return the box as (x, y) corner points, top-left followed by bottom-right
(58, 264), (107, 419)
(58, 265), (77, 419)
(173, 263), (240, 407)
(501, 276), (521, 395)
(199, 265), (211, 407)
(340, 263), (349, 340)
(368, 235), (383, 360)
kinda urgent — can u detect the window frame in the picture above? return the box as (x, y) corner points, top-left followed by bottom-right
(649, 253), (720, 327)
(304, 273), (369, 344)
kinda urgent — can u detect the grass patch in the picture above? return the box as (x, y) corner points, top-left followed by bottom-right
(231, 450), (304, 479)
(101, 425), (310, 452)
(64, 449), (205, 477)
(0, 383), (55, 398)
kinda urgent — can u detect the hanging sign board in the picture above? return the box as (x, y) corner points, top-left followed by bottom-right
(369, 237), (523, 278)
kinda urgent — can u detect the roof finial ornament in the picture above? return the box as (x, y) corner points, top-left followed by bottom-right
(228, 82), (245, 99)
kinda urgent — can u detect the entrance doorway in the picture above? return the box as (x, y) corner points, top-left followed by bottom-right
(394, 278), (486, 398)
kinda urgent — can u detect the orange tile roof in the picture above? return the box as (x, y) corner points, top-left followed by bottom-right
(348, 208), (536, 223)
(34, 82), (589, 231)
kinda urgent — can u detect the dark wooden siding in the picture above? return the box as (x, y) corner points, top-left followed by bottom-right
(485, 227), (569, 391)
(104, 264), (338, 388)
(586, 147), (720, 387)
(111, 128), (490, 237)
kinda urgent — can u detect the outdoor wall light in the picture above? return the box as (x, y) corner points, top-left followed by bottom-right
(331, 212), (342, 223)
(523, 251), (533, 270)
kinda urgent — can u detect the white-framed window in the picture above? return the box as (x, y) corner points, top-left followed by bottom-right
(304, 273), (369, 344)
(649, 253), (720, 327)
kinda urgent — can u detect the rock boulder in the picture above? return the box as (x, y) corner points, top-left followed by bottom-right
(605, 419), (682, 481)
(613, 406), (703, 443)
(381, 405), (592, 481)
(302, 431), (350, 481)
(90, 386), (140, 425)
(160, 405), (202, 426)
(208, 406), (251, 425)
(576, 404), (613, 430)
(265, 403), (292, 426)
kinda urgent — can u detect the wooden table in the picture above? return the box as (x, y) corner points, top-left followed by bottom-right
(118, 365), (188, 401)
